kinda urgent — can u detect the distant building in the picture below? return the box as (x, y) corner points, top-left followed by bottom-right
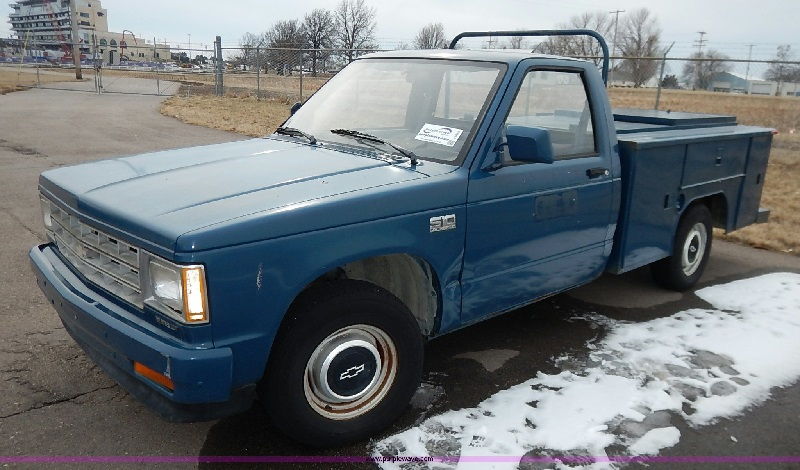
(709, 71), (800, 97)
(607, 69), (660, 88)
(7, 0), (169, 65)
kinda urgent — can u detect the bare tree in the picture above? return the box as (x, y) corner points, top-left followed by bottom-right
(266, 19), (307, 75)
(533, 11), (612, 66)
(334, 0), (377, 63)
(414, 23), (448, 49)
(304, 8), (335, 76)
(617, 8), (661, 87)
(507, 36), (527, 50)
(765, 45), (800, 85)
(230, 32), (266, 70)
(682, 50), (731, 90)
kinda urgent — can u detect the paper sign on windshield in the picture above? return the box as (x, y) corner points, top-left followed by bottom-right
(414, 124), (464, 147)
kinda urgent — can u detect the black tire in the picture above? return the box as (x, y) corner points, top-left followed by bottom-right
(651, 204), (713, 291)
(260, 280), (423, 447)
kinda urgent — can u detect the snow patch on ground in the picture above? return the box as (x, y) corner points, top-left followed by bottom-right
(373, 273), (800, 469)
(628, 427), (681, 455)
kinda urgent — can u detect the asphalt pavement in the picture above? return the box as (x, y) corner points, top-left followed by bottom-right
(1, 81), (798, 468)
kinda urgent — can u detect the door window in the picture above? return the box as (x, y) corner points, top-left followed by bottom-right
(505, 70), (596, 159)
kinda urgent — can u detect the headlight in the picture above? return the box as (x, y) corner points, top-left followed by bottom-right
(40, 196), (53, 230)
(149, 261), (183, 310)
(145, 258), (209, 324)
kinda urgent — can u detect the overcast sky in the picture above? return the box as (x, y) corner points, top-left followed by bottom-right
(5, 0), (799, 77)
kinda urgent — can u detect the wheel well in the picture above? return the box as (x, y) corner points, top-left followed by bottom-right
(295, 254), (439, 336)
(688, 194), (728, 229)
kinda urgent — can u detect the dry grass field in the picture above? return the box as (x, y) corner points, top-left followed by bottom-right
(0, 68), (81, 94)
(162, 86), (799, 255)
(161, 95), (291, 136)
(608, 88), (799, 133)
(99, 68), (329, 99)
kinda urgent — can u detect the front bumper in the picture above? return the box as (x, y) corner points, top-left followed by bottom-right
(29, 244), (255, 422)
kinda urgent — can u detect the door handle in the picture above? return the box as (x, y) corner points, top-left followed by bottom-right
(586, 167), (609, 179)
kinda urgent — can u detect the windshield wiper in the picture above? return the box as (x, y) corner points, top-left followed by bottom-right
(275, 126), (317, 145)
(330, 129), (419, 165)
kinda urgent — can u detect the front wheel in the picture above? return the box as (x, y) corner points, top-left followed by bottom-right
(260, 280), (423, 447)
(651, 204), (713, 291)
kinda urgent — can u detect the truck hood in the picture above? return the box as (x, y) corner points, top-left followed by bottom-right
(40, 138), (452, 254)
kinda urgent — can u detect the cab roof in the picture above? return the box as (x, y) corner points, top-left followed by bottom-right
(359, 48), (589, 67)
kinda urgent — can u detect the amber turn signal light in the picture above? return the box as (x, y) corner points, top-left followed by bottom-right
(134, 361), (174, 390)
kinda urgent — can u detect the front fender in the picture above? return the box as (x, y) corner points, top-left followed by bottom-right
(177, 206), (467, 388)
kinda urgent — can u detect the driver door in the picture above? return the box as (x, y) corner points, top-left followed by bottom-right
(461, 65), (615, 323)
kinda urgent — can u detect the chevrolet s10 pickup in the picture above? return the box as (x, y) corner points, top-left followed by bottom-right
(30, 30), (772, 446)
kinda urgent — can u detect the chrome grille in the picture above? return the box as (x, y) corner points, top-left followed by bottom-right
(42, 196), (143, 306)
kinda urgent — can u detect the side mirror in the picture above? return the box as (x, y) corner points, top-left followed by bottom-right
(506, 126), (554, 164)
(290, 102), (302, 115)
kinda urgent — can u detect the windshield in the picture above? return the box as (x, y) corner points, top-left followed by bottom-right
(284, 58), (506, 163)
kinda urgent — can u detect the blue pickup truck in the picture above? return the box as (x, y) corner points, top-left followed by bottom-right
(30, 30), (772, 446)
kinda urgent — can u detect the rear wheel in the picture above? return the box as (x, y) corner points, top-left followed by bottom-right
(651, 204), (713, 291)
(261, 280), (423, 447)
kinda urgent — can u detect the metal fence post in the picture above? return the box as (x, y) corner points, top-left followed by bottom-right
(255, 46), (261, 100)
(92, 33), (100, 94)
(299, 49), (303, 100)
(214, 36), (224, 96)
(36, 66), (40, 87)
(654, 42), (675, 111)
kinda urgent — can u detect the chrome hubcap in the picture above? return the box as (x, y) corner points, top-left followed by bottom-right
(681, 223), (707, 276)
(304, 325), (397, 420)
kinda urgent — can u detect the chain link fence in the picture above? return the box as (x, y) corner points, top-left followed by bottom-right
(1, 39), (385, 99)
(207, 45), (384, 101)
(3, 38), (800, 115)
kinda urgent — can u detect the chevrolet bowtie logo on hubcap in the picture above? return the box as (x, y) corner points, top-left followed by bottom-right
(339, 364), (366, 380)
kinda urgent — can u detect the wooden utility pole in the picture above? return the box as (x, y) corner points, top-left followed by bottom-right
(693, 31), (707, 54)
(68, 0), (82, 79)
(154, 37), (160, 95)
(692, 31), (707, 90)
(609, 9), (625, 71)
(744, 44), (755, 85)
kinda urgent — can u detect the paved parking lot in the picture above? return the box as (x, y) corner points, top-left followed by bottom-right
(1, 82), (798, 468)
